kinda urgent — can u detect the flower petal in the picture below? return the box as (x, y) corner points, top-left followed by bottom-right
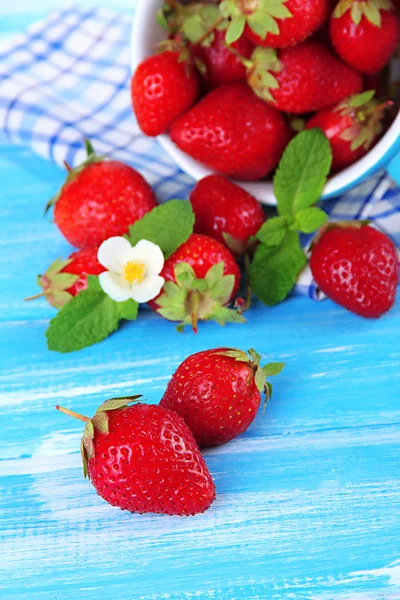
(99, 272), (132, 303)
(98, 237), (133, 273)
(130, 239), (165, 276)
(131, 275), (165, 303)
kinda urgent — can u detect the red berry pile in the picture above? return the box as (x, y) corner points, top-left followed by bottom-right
(131, 0), (400, 179)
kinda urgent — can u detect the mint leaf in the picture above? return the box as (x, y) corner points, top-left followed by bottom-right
(294, 207), (328, 234)
(274, 129), (332, 217)
(256, 216), (289, 247)
(128, 200), (194, 258)
(117, 299), (139, 321)
(46, 277), (120, 353)
(250, 232), (307, 306)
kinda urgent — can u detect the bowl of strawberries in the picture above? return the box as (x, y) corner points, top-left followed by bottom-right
(131, 0), (400, 205)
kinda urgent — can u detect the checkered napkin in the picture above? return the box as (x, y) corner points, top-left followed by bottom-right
(1, 5), (399, 300)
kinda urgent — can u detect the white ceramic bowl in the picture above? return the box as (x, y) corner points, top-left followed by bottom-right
(131, 0), (400, 205)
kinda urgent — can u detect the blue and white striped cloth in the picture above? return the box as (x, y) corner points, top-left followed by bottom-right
(1, 5), (399, 300)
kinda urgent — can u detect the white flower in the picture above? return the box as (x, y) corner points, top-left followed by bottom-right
(97, 237), (165, 303)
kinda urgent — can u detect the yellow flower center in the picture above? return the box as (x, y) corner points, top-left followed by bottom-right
(123, 261), (145, 284)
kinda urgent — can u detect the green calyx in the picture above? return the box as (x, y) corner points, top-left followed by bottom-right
(157, 2), (227, 47)
(155, 261), (245, 333)
(333, 0), (393, 27)
(25, 257), (78, 309)
(216, 348), (285, 401)
(56, 397), (142, 479)
(45, 139), (105, 214)
(245, 47), (283, 103)
(219, 0), (292, 44)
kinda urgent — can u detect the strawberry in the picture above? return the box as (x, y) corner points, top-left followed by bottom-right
(238, 0), (330, 49)
(190, 175), (265, 254)
(170, 83), (292, 180)
(244, 42), (364, 114)
(49, 141), (157, 249)
(160, 348), (284, 447)
(27, 247), (105, 309)
(310, 223), (399, 318)
(306, 90), (393, 171)
(149, 233), (244, 332)
(330, 0), (400, 76)
(131, 49), (200, 137)
(190, 29), (254, 88)
(57, 398), (216, 516)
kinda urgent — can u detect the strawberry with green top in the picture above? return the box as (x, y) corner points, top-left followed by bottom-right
(49, 140), (157, 249)
(306, 90), (393, 171)
(57, 397), (216, 516)
(219, 0), (329, 48)
(26, 247), (105, 309)
(330, 0), (400, 75)
(243, 41), (363, 114)
(160, 348), (285, 447)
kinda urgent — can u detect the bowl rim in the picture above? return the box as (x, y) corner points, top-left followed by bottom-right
(131, 0), (400, 205)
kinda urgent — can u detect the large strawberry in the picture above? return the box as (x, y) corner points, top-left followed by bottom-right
(190, 175), (265, 254)
(149, 233), (244, 332)
(131, 49), (200, 136)
(330, 0), (400, 75)
(244, 42), (363, 114)
(219, 0), (330, 49)
(170, 83), (292, 180)
(57, 398), (216, 516)
(26, 247), (105, 309)
(160, 348), (284, 447)
(49, 141), (157, 249)
(306, 90), (392, 171)
(310, 223), (399, 318)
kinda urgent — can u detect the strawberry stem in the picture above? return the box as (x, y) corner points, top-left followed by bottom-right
(190, 292), (200, 334)
(56, 405), (90, 423)
(194, 15), (225, 46)
(358, 100), (394, 121)
(24, 291), (46, 302)
(64, 160), (72, 172)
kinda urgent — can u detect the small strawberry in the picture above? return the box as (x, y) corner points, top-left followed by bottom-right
(26, 247), (105, 309)
(49, 141), (157, 249)
(57, 398), (216, 516)
(170, 83), (292, 180)
(306, 90), (393, 171)
(131, 49), (200, 137)
(330, 0), (400, 76)
(149, 233), (244, 332)
(244, 42), (363, 114)
(310, 223), (399, 318)
(190, 175), (265, 254)
(160, 348), (285, 447)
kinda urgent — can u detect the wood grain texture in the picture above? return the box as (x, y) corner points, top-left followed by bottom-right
(1, 4), (400, 599)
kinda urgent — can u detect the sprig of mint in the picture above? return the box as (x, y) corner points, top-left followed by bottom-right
(46, 200), (196, 353)
(250, 129), (332, 306)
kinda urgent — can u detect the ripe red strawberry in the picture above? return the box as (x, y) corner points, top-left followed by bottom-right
(330, 0), (400, 76)
(170, 83), (292, 180)
(306, 91), (392, 171)
(131, 50), (200, 136)
(245, 42), (363, 114)
(241, 0), (330, 48)
(49, 141), (157, 249)
(57, 398), (216, 516)
(190, 29), (254, 87)
(27, 247), (105, 309)
(190, 175), (265, 254)
(310, 223), (399, 318)
(149, 233), (244, 332)
(160, 348), (285, 447)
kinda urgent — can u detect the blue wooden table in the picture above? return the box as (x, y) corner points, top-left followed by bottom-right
(1, 3), (400, 599)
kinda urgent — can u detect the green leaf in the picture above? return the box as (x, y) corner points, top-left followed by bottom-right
(256, 216), (289, 247)
(91, 411), (109, 434)
(225, 14), (246, 43)
(349, 89), (375, 108)
(46, 284), (120, 353)
(263, 362), (285, 377)
(128, 200), (195, 258)
(274, 129), (332, 217)
(294, 207), (328, 234)
(117, 299), (139, 321)
(97, 395), (142, 412)
(250, 232), (307, 306)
